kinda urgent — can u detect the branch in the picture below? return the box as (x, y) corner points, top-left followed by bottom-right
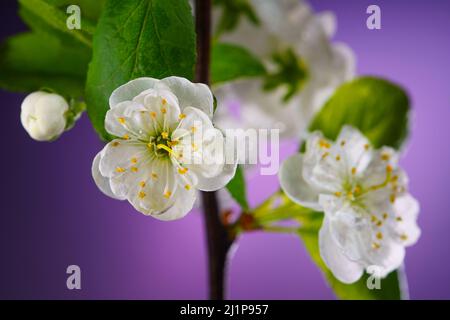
(194, 0), (232, 300)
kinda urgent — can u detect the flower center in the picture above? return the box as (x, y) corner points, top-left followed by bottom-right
(148, 131), (178, 157)
(337, 165), (396, 207)
(263, 47), (309, 102)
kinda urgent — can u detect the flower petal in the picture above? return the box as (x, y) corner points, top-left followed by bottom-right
(366, 240), (405, 278)
(151, 187), (196, 221)
(98, 139), (149, 178)
(361, 146), (400, 189)
(316, 11), (336, 38)
(320, 194), (365, 261)
(160, 76), (214, 118)
(303, 132), (344, 193)
(128, 159), (195, 220)
(319, 217), (365, 284)
(91, 149), (126, 200)
(330, 43), (356, 82)
(195, 153), (237, 192)
(336, 125), (372, 175)
(279, 153), (322, 211)
(104, 101), (150, 139)
(391, 194), (421, 246)
(109, 77), (160, 108)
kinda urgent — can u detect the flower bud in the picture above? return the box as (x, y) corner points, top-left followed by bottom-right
(20, 91), (69, 141)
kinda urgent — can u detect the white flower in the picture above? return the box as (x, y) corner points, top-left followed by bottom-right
(92, 77), (237, 220)
(215, 0), (355, 139)
(20, 91), (69, 141)
(279, 126), (420, 283)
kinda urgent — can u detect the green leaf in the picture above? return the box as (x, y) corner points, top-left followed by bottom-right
(211, 42), (266, 85)
(0, 32), (90, 97)
(213, 0), (260, 36)
(226, 166), (249, 210)
(85, 0), (196, 140)
(297, 212), (404, 300)
(309, 77), (410, 150)
(19, 0), (95, 48)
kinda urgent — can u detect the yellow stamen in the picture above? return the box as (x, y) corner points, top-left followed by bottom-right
(178, 167), (188, 175)
(161, 107), (167, 114)
(340, 140), (346, 147)
(376, 232), (383, 240)
(319, 139), (331, 149)
(386, 165), (393, 173)
(381, 153), (390, 161)
(116, 167), (125, 173)
(364, 144), (370, 150)
(321, 152), (329, 159)
(351, 167), (357, 175)
(131, 158), (138, 164)
(396, 216), (403, 222)
(179, 113), (186, 120)
(167, 140), (178, 147)
(123, 134), (130, 140)
(162, 98), (167, 105)
(161, 132), (169, 139)
(190, 126), (197, 133)
(138, 191), (146, 199)
(376, 220), (383, 227)
(112, 141), (120, 147)
(185, 184), (191, 190)
(118, 117), (126, 124)
(390, 194), (396, 203)
(372, 242), (381, 250)
(335, 155), (341, 161)
(150, 111), (157, 118)
(334, 191), (342, 197)
(139, 181), (146, 188)
(164, 191), (172, 199)
(382, 212), (388, 220)
(151, 173), (158, 180)
(156, 144), (177, 156)
(400, 234), (408, 241)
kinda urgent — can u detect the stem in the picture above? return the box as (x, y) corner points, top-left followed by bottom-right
(262, 225), (299, 234)
(195, 0), (232, 300)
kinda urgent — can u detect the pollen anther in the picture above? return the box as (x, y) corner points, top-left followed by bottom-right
(164, 191), (172, 198)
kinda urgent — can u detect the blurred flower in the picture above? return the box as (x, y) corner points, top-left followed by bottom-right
(92, 77), (237, 220)
(279, 126), (420, 283)
(215, 0), (355, 139)
(20, 91), (69, 141)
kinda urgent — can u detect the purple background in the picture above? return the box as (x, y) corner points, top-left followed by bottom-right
(1, 0), (449, 299)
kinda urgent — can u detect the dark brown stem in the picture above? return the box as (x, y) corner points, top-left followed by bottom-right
(195, 0), (211, 84)
(195, 0), (232, 300)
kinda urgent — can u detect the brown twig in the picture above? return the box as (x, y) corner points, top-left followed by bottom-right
(195, 0), (232, 300)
